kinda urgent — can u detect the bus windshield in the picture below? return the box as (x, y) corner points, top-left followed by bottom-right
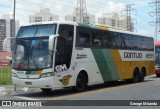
(12, 24), (56, 70)
(17, 24), (56, 38)
(155, 46), (160, 65)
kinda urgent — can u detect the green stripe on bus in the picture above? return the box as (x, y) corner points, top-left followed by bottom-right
(91, 49), (119, 82)
(105, 50), (119, 80)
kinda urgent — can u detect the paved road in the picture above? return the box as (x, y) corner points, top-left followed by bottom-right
(0, 75), (160, 109)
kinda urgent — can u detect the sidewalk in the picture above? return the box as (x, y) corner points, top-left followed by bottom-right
(0, 85), (40, 95)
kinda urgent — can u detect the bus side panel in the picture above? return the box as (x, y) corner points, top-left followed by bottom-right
(110, 49), (126, 80)
(75, 48), (104, 84)
(111, 50), (155, 80)
(91, 48), (119, 82)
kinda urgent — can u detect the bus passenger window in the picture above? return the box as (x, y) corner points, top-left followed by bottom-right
(93, 39), (101, 47)
(79, 33), (91, 47)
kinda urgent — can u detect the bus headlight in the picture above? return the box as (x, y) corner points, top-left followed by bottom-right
(12, 72), (18, 78)
(40, 72), (53, 78)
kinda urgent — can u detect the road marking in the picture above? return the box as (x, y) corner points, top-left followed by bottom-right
(15, 96), (40, 100)
(48, 79), (160, 100)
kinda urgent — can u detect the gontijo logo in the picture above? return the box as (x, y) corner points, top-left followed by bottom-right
(124, 52), (142, 58)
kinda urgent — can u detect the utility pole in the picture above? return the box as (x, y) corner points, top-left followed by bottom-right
(76, 0), (89, 24)
(149, 0), (160, 41)
(13, 0), (16, 91)
(122, 4), (135, 32)
(14, 0), (16, 37)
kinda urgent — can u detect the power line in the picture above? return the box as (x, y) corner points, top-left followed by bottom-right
(76, 0), (89, 24)
(122, 4), (135, 32)
(149, 0), (160, 41)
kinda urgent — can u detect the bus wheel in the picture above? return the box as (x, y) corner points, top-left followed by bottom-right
(41, 88), (52, 93)
(140, 68), (146, 82)
(133, 69), (140, 83)
(73, 73), (88, 92)
(156, 74), (160, 77)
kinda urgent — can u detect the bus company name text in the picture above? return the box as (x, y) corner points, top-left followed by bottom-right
(124, 52), (142, 59)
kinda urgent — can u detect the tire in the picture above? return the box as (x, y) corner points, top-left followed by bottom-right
(139, 69), (146, 82)
(156, 74), (160, 77)
(72, 73), (88, 92)
(41, 88), (52, 93)
(133, 69), (139, 83)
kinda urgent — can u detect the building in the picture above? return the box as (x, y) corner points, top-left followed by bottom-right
(98, 12), (119, 27)
(65, 9), (95, 24)
(0, 14), (19, 51)
(119, 16), (134, 31)
(98, 12), (134, 31)
(29, 8), (59, 23)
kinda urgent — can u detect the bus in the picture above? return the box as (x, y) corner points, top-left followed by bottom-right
(3, 21), (155, 92)
(155, 42), (160, 77)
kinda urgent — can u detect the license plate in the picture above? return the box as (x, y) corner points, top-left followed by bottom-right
(17, 71), (25, 74)
(25, 82), (32, 85)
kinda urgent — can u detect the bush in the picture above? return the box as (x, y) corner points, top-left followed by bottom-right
(0, 66), (12, 85)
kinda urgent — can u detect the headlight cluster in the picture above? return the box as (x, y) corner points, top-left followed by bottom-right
(12, 72), (18, 78)
(40, 72), (53, 78)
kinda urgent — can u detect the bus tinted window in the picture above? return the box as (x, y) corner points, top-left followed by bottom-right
(76, 27), (91, 47)
(92, 30), (104, 47)
(132, 35), (140, 50)
(108, 32), (121, 49)
(76, 25), (154, 51)
(149, 38), (154, 51)
(119, 34), (125, 49)
(140, 37), (147, 50)
(122, 34), (133, 49)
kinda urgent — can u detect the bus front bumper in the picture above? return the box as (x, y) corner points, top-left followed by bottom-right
(12, 76), (54, 89)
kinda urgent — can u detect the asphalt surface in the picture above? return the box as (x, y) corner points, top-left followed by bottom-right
(0, 75), (160, 109)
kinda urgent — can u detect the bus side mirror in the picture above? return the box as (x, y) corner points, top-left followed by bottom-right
(3, 37), (15, 51)
(49, 34), (59, 51)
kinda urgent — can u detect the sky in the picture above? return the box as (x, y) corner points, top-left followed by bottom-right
(0, 0), (156, 38)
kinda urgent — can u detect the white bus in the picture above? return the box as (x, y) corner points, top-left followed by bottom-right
(3, 21), (155, 92)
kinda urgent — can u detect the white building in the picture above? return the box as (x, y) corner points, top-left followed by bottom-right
(98, 12), (134, 31)
(0, 14), (19, 51)
(29, 8), (59, 23)
(119, 16), (134, 31)
(65, 9), (95, 24)
(98, 12), (119, 27)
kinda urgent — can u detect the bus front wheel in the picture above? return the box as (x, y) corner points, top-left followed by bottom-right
(72, 72), (88, 92)
(41, 88), (52, 93)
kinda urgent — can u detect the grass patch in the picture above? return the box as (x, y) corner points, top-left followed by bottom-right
(0, 66), (12, 85)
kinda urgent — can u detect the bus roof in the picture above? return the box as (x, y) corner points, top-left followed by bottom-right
(21, 21), (78, 27)
(78, 23), (153, 38)
(21, 21), (153, 38)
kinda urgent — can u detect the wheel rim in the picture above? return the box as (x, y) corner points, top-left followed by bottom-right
(133, 72), (138, 82)
(77, 74), (86, 90)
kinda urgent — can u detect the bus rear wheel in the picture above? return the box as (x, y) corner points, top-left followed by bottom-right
(133, 69), (140, 83)
(139, 68), (146, 82)
(72, 73), (88, 92)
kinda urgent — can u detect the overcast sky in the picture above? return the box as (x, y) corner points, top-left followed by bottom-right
(0, 0), (156, 37)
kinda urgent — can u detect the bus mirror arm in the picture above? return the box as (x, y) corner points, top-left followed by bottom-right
(49, 34), (59, 51)
(3, 37), (15, 51)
